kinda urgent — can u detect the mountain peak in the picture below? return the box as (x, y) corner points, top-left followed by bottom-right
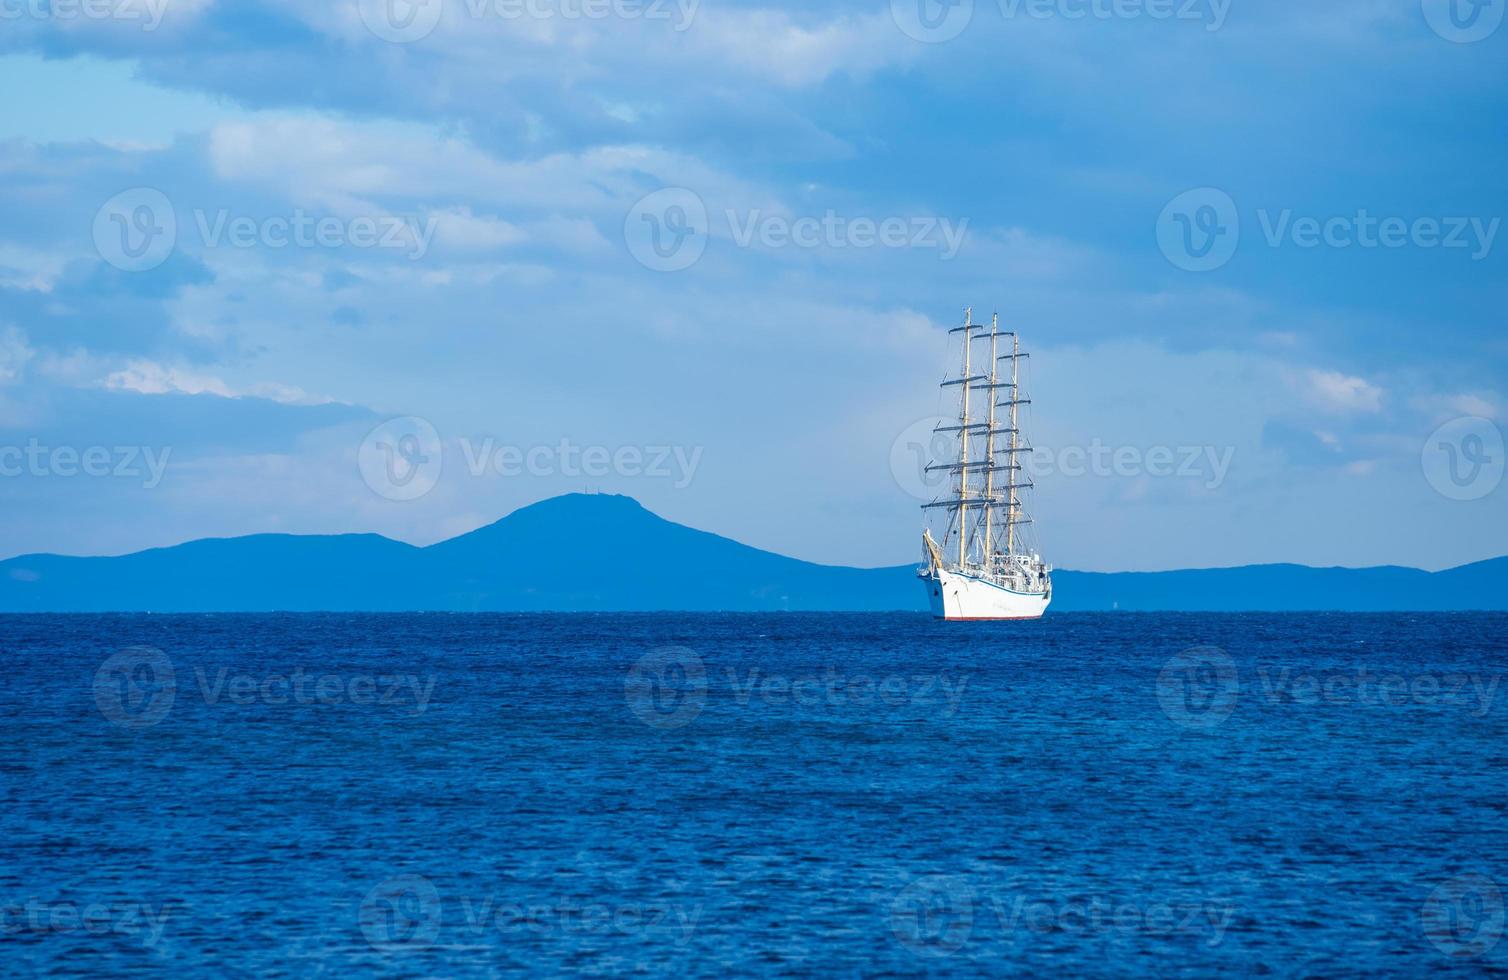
(515, 492), (647, 515)
(449, 493), (655, 542)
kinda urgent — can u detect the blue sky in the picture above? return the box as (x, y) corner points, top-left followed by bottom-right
(0, 0), (1505, 571)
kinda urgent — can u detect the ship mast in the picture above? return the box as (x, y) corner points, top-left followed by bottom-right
(983, 314), (999, 565)
(922, 308), (1026, 569)
(1007, 332), (1019, 557)
(994, 333), (1035, 556)
(957, 308), (971, 568)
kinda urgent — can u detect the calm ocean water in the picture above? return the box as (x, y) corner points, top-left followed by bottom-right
(2, 612), (1506, 976)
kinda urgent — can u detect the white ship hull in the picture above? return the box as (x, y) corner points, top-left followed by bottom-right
(923, 567), (1050, 621)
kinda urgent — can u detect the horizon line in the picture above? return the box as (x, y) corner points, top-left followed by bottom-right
(1, 491), (1503, 578)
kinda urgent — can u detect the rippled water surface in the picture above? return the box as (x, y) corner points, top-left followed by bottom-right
(2, 612), (1506, 976)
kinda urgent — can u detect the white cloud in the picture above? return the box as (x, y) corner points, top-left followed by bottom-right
(0, 244), (65, 293)
(683, 9), (916, 87)
(1447, 393), (1497, 419)
(104, 360), (235, 398)
(525, 216), (611, 253)
(966, 226), (1098, 282)
(429, 207), (527, 250)
(102, 359), (325, 405)
(1410, 391), (1501, 424)
(281, 0), (914, 89)
(0, 326), (34, 385)
(208, 115), (769, 217)
(1304, 369), (1384, 413)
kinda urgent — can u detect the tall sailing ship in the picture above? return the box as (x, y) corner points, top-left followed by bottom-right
(918, 309), (1052, 620)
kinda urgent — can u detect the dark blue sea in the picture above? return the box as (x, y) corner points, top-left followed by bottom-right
(3, 613), (1506, 976)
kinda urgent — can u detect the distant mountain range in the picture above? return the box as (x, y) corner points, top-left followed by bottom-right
(1, 493), (1504, 612)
